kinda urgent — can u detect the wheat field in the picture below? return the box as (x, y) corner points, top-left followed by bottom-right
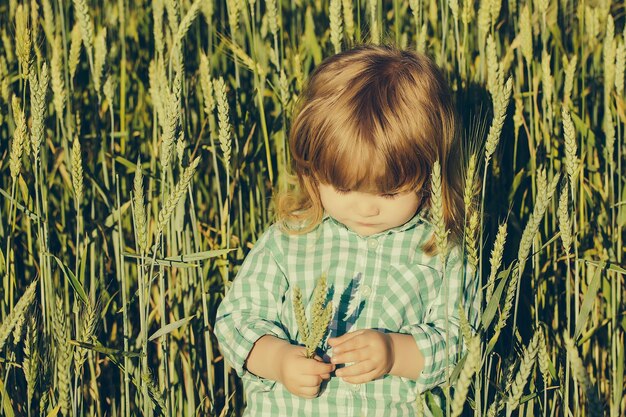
(0, 0), (624, 416)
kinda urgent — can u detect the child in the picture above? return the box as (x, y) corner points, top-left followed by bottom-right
(215, 44), (480, 416)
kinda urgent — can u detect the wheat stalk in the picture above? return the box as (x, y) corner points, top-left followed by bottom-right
(541, 51), (554, 124)
(74, 299), (98, 375)
(54, 296), (72, 417)
(292, 286), (309, 343)
(29, 62), (49, 162)
(215, 77), (232, 169)
(266, 0), (278, 38)
(486, 34), (502, 97)
(15, 4), (32, 79)
(329, 0), (343, 54)
(142, 370), (166, 413)
(22, 314), (38, 411)
(155, 156), (201, 241)
(199, 53), (214, 117)
(558, 186), (572, 254)
(69, 23), (83, 83)
(507, 330), (540, 411)
(72, 0), (94, 66)
(71, 136), (84, 204)
(562, 107), (578, 185)
(292, 275), (333, 358)
(342, 0), (354, 43)
(93, 28), (107, 96)
(134, 158), (149, 254)
(485, 77), (513, 164)
(51, 34), (67, 120)
(431, 160), (449, 262)
(537, 329), (551, 386)
(175, 0), (202, 46)
(153, 0), (165, 57)
(564, 335), (603, 417)
(451, 335), (481, 417)
(563, 54), (577, 106)
(519, 5), (533, 64)
(368, 0), (379, 44)
(615, 40), (625, 96)
(486, 222), (507, 304)
(10, 96), (28, 181)
(466, 211), (479, 274)
(41, 0), (55, 42)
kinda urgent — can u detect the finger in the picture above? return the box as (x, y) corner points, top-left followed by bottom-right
(328, 330), (364, 347)
(331, 337), (370, 356)
(335, 360), (374, 378)
(331, 346), (367, 365)
(304, 359), (335, 375)
(320, 373), (331, 380)
(342, 369), (380, 384)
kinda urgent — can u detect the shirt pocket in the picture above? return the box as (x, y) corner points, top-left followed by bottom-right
(375, 263), (439, 332)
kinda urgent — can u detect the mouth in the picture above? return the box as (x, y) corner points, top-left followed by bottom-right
(355, 221), (379, 227)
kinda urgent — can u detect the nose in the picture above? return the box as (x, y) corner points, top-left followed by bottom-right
(355, 199), (380, 217)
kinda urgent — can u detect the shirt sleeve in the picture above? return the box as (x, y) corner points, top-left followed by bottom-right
(400, 245), (481, 394)
(214, 228), (290, 390)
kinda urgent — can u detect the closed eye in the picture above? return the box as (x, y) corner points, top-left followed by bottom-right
(380, 193), (399, 199)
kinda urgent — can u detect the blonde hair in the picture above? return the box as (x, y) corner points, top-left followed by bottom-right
(276, 44), (465, 255)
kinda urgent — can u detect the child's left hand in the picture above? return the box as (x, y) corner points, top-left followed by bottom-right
(327, 329), (394, 384)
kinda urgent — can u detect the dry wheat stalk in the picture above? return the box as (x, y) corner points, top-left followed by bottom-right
(466, 211), (479, 274)
(486, 34), (502, 99)
(537, 329), (551, 386)
(153, 0), (165, 57)
(541, 51), (554, 124)
(175, 0), (202, 46)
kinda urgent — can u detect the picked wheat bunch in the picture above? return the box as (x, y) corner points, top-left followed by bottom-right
(292, 274), (333, 358)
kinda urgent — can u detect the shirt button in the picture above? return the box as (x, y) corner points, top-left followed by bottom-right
(367, 238), (378, 249)
(361, 285), (372, 297)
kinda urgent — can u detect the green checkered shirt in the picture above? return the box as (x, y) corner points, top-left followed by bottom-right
(215, 207), (480, 416)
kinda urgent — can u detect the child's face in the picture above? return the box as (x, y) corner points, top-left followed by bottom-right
(317, 183), (421, 236)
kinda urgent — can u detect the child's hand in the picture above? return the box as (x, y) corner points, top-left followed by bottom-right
(278, 343), (335, 399)
(327, 329), (394, 384)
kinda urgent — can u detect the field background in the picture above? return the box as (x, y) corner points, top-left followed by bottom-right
(0, 0), (624, 416)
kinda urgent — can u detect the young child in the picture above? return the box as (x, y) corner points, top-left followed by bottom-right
(215, 44), (480, 416)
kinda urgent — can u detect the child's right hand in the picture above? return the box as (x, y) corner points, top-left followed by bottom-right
(277, 344), (335, 399)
